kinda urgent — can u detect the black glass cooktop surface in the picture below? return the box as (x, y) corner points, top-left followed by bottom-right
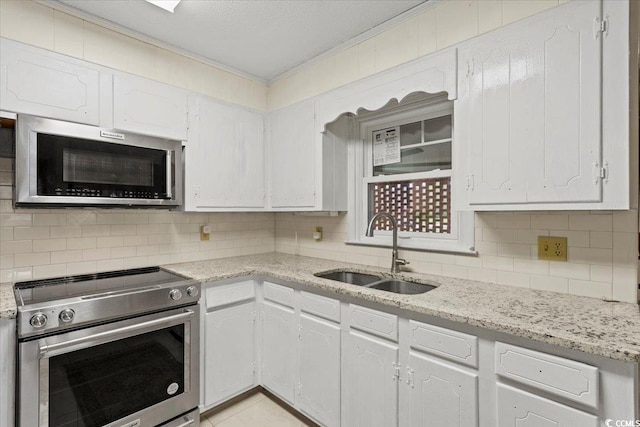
(14, 267), (186, 306)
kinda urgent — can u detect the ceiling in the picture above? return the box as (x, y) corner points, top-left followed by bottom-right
(53, 0), (426, 81)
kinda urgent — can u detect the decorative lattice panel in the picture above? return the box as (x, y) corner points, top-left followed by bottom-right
(370, 177), (451, 234)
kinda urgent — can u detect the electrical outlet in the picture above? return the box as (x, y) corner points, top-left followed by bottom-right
(200, 225), (211, 241)
(314, 226), (323, 241)
(538, 236), (567, 261)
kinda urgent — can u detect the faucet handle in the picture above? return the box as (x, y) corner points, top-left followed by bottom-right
(396, 258), (409, 266)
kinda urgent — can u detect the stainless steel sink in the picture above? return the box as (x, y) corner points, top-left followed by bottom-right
(315, 270), (436, 295)
(315, 271), (382, 286)
(367, 279), (436, 295)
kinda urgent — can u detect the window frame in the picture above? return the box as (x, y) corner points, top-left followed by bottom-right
(346, 96), (476, 254)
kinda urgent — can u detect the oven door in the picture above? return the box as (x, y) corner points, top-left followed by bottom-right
(18, 306), (199, 427)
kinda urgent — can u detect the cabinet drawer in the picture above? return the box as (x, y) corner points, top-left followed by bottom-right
(349, 304), (398, 341)
(409, 320), (478, 368)
(495, 342), (599, 408)
(300, 291), (340, 322)
(497, 384), (597, 427)
(263, 282), (295, 308)
(205, 281), (255, 310)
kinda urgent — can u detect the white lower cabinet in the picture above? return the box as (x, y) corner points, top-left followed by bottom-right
(298, 314), (341, 427)
(261, 300), (297, 404)
(204, 301), (256, 406)
(343, 330), (399, 427)
(496, 384), (598, 427)
(404, 352), (478, 427)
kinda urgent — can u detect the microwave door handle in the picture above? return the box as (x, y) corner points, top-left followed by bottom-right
(39, 309), (194, 357)
(166, 150), (173, 199)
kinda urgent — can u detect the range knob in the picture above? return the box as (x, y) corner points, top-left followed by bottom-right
(30, 312), (47, 328)
(186, 286), (199, 297)
(59, 308), (75, 323)
(169, 289), (183, 301)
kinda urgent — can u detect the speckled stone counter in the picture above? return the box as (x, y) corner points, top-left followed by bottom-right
(1, 252), (639, 362)
(0, 282), (15, 320)
(162, 252), (640, 363)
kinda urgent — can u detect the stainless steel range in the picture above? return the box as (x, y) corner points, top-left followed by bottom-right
(14, 267), (201, 427)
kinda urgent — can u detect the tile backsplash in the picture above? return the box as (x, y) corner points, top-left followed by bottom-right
(0, 158), (274, 283)
(274, 210), (638, 303)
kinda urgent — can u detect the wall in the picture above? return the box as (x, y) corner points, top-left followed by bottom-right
(0, 157), (275, 283)
(0, 0), (268, 111)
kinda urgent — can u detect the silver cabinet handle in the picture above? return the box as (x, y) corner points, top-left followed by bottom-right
(174, 419), (195, 427)
(39, 309), (194, 356)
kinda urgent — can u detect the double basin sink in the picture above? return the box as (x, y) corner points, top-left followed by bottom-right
(314, 270), (436, 295)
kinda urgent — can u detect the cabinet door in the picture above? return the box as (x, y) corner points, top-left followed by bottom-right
(261, 300), (296, 404)
(298, 314), (340, 427)
(496, 384), (598, 427)
(404, 352), (478, 427)
(268, 99), (316, 208)
(0, 40), (100, 125)
(187, 96), (264, 209)
(113, 74), (188, 140)
(204, 302), (256, 407)
(457, 0), (603, 205)
(343, 331), (398, 427)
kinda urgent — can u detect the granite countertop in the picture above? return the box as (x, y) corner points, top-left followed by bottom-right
(162, 252), (640, 363)
(2, 252), (639, 363)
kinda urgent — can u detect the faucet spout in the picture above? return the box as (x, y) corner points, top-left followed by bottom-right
(366, 211), (408, 273)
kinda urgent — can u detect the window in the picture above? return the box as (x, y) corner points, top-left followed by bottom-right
(347, 94), (475, 253)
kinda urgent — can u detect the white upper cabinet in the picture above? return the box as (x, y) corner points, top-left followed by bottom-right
(267, 99), (316, 208)
(0, 39), (101, 125)
(113, 74), (188, 140)
(185, 95), (265, 210)
(454, 0), (634, 210)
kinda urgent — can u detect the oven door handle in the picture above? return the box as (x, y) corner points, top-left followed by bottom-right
(39, 309), (194, 357)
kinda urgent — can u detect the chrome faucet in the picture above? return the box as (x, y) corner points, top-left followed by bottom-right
(365, 211), (409, 273)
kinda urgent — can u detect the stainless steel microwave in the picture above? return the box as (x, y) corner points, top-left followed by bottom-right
(15, 115), (183, 207)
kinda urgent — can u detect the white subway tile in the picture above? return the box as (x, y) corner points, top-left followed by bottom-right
(497, 243), (531, 259)
(441, 264), (468, 279)
(494, 213), (530, 229)
(0, 214), (32, 227)
(454, 255), (483, 268)
(67, 237), (96, 250)
(124, 214), (149, 225)
(475, 213), (498, 228)
(82, 248), (111, 261)
(590, 231), (613, 249)
(567, 279), (612, 299)
(549, 230), (589, 248)
(51, 250), (83, 264)
(66, 211), (96, 226)
(549, 262), (590, 280)
(613, 210), (637, 232)
(0, 227), (13, 241)
(482, 228), (514, 243)
(14, 227), (50, 240)
(612, 267), (637, 303)
(513, 258), (549, 275)
(0, 255), (13, 270)
(475, 241), (497, 255)
(66, 261), (98, 275)
(497, 271), (530, 288)
(590, 265), (612, 283)
(96, 236), (124, 248)
(33, 239), (67, 253)
(0, 240), (32, 255)
(530, 214), (568, 230)
(33, 264), (67, 280)
(81, 225), (111, 237)
(467, 267), (497, 283)
(569, 214), (612, 231)
(50, 226), (82, 238)
(568, 247), (612, 265)
(514, 229), (549, 245)
(33, 213), (66, 226)
(110, 225), (138, 236)
(95, 213), (125, 225)
(530, 275), (568, 293)
(482, 255), (514, 271)
(612, 232), (637, 268)
(96, 258), (125, 272)
(14, 252), (50, 268)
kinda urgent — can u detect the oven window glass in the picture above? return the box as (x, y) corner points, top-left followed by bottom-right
(36, 133), (168, 199)
(48, 325), (185, 427)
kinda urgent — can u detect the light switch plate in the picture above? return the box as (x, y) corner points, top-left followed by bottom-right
(538, 236), (567, 261)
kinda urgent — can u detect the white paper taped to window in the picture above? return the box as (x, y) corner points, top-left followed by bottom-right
(373, 127), (401, 166)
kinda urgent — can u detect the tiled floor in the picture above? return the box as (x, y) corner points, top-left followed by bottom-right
(200, 391), (314, 427)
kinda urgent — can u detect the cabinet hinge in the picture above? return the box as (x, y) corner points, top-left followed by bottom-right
(392, 363), (401, 381)
(594, 17), (608, 38)
(297, 382), (303, 397)
(194, 186), (200, 199)
(251, 311), (256, 323)
(251, 362), (256, 376)
(466, 59), (475, 78)
(406, 367), (415, 388)
(466, 174), (474, 191)
(298, 325), (303, 340)
(593, 161), (608, 184)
